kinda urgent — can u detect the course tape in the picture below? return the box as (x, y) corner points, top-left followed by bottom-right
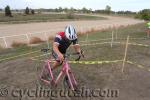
(80, 38), (112, 43)
(31, 57), (150, 73)
(31, 53), (51, 58)
(128, 43), (150, 47)
(79, 37), (148, 43)
(80, 42), (150, 47)
(80, 42), (121, 46)
(30, 58), (123, 65)
(0, 40), (150, 62)
(69, 60), (123, 64)
(126, 61), (150, 72)
(0, 50), (40, 62)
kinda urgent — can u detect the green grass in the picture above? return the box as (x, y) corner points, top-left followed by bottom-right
(0, 13), (106, 24)
(0, 23), (149, 63)
(0, 43), (48, 62)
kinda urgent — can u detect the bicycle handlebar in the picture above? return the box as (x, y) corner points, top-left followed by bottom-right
(64, 50), (84, 61)
(75, 50), (84, 61)
(41, 48), (84, 61)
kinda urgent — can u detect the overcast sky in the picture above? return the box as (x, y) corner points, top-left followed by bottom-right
(0, 0), (149, 11)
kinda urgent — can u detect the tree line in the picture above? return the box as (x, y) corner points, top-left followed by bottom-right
(4, 6), (35, 17)
(1, 5), (150, 20)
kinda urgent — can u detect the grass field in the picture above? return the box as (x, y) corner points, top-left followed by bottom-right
(0, 23), (150, 100)
(0, 23), (148, 62)
(0, 13), (106, 24)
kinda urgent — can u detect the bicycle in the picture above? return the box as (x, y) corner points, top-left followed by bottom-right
(38, 48), (84, 91)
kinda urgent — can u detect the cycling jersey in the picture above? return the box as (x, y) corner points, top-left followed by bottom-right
(53, 32), (78, 54)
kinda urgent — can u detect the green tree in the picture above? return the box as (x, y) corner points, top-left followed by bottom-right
(64, 7), (68, 13)
(70, 7), (74, 12)
(58, 7), (63, 12)
(140, 9), (150, 20)
(82, 7), (88, 13)
(105, 5), (111, 14)
(25, 7), (30, 15)
(66, 8), (75, 19)
(5, 5), (12, 17)
(89, 8), (92, 13)
(31, 9), (35, 14)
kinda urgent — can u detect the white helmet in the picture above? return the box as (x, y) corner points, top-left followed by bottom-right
(65, 25), (77, 40)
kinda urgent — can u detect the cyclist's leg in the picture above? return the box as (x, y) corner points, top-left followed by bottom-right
(52, 61), (62, 70)
(51, 50), (63, 70)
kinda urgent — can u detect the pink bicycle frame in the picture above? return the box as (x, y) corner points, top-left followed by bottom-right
(40, 59), (77, 90)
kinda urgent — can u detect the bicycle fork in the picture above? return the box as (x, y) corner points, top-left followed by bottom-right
(66, 69), (77, 90)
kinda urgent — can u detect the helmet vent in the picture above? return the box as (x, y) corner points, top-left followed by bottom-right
(69, 35), (71, 38)
(74, 29), (76, 34)
(68, 28), (71, 34)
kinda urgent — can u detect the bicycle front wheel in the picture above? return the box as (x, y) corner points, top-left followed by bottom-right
(63, 74), (78, 91)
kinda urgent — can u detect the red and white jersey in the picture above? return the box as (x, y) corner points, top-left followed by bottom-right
(54, 32), (78, 53)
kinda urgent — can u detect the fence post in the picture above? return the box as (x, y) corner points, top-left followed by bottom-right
(122, 35), (129, 73)
(85, 33), (89, 42)
(111, 31), (114, 48)
(115, 28), (118, 40)
(44, 33), (50, 49)
(25, 34), (30, 44)
(3, 37), (8, 48)
(80, 27), (83, 33)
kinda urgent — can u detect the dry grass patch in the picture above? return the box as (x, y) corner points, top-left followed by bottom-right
(11, 41), (27, 48)
(30, 37), (44, 44)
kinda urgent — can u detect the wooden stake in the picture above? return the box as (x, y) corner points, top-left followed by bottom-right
(122, 35), (129, 73)
(111, 31), (114, 48)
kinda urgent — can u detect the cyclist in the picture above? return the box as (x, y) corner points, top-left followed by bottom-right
(147, 22), (150, 38)
(51, 25), (83, 70)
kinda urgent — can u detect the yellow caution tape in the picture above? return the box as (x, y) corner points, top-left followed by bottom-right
(126, 60), (150, 72)
(31, 58), (123, 65)
(0, 50), (40, 62)
(30, 58), (150, 73)
(128, 43), (149, 47)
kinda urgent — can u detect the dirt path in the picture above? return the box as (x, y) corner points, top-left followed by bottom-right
(0, 58), (150, 100)
(0, 14), (144, 47)
(0, 15), (144, 37)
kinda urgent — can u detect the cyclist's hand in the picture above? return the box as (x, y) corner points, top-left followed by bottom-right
(58, 53), (64, 62)
(77, 50), (84, 58)
(79, 50), (84, 58)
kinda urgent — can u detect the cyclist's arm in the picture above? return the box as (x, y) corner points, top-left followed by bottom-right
(53, 42), (62, 56)
(74, 44), (81, 53)
(53, 36), (64, 61)
(72, 39), (81, 53)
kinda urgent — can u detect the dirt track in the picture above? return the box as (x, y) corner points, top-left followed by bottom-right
(0, 14), (144, 47)
(0, 15), (144, 37)
(0, 15), (150, 100)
